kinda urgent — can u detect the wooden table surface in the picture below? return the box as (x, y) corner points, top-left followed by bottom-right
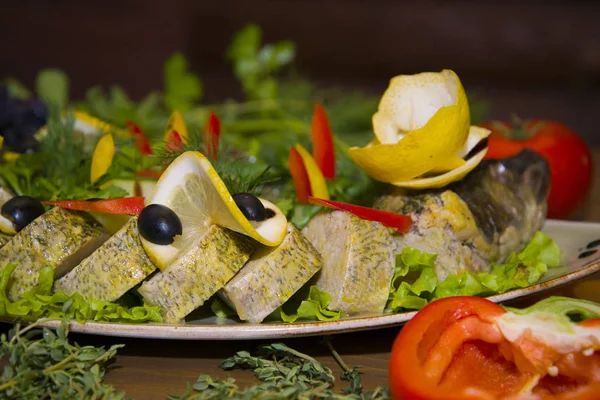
(5, 150), (600, 399)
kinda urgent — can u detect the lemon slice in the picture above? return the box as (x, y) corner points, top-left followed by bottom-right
(0, 187), (16, 234)
(35, 111), (128, 141)
(141, 151), (287, 269)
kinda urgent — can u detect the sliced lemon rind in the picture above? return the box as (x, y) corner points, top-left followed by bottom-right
(390, 146), (488, 189)
(349, 70), (471, 183)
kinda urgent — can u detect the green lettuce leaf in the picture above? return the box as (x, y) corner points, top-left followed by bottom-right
(277, 286), (342, 323)
(386, 231), (562, 313)
(0, 264), (162, 324)
(503, 296), (600, 329)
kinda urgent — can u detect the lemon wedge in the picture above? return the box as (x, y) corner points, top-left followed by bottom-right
(348, 69), (490, 189)
(141, 151), (287, 269)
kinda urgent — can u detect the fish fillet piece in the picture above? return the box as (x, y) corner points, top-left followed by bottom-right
(0, 207), (108, 301)
(137, 225), (254, 323)
(301, 210), (395, 316)
(219, 223), (322, 323)
(374, 149), (551, 280)
(0, 232), (12, 248)
(54, 217), (156, 302)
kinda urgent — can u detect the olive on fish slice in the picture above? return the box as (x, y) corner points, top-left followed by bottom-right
(232, 192), (275, 221)
(139, 204), (182, 245)
(1, 195), (45, 232)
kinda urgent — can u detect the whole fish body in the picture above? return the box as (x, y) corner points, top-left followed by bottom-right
(374, 149), (551, 280)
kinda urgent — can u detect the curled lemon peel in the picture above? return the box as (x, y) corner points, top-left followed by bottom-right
(348, 70), (490, 189)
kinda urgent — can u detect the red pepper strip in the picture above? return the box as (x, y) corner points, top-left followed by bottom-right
(311, 103), (336, 180)
(389, 296), (600, 400)
(308, 196), (412, 233)
(43, 197), (146, 215)
(126, 121), (153, 155)
(165, 130), (184, 153)
(135, 170), (163, 179)
(203, 112), (220, 160)
(288, 146), (312, 203)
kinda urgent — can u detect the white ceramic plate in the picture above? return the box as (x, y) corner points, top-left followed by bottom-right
(8, 219), (600, 340)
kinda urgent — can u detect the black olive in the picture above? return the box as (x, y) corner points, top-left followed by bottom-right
(1, 195), (45, 232)
(233, 192), (272, 221)
(138, 204), (182, 245)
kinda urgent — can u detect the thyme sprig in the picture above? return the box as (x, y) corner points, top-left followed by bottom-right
(0, 321), (126, 400)
(169, 342), (389, 400)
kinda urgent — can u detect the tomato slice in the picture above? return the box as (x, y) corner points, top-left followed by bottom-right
(389, 297), (600, 400)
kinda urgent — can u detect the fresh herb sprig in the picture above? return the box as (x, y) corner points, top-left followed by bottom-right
(169, 341), (389, 400)
(0, 321), (125, 399)
(0, 112), (129, 201)
(1, 322), (389, 400)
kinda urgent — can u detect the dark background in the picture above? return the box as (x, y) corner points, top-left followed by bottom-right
(1, 0), (599, 144)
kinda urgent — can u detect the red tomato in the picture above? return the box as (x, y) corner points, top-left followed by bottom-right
(388, 296), (600, 400)
(479, 119), (593, 220)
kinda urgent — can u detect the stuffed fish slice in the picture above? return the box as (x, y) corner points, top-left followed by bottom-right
(137, 225), (255, 323)
(54, 217), (156, 302)
(374, 149), (551, 280)
(218, 223), (322, 323)
(0, 207), (108, 300)
(301, 210), (396, 316)
(136, 151), (288, 323)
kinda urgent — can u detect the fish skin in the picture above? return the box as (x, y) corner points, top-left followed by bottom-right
(0, 207), (107, 301)
(54, 217), (156, 302)
(374, 149), (551, 280)
(137, 225), (254, 323)
(301, 210), (395, 316)
(219, 223), (322, 324)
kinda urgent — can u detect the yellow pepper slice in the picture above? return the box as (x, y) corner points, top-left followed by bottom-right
(163, 111), (188, 143)
(294, 144), (329, 200)
(90, 134), (115, 184)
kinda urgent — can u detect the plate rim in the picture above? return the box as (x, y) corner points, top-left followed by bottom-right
(2, 219), (600, 340)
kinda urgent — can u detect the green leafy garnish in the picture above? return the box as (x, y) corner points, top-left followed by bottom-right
(0, 321), (125, 399)
(164, 52), (203, 112)
(277, 285), (343, 323)
(35, 69), (69, 109)
(169, 342), (388, 399)
(504, 296), (600, 326)
(0, 264), (162, 324)
(386, 231), (562, 312)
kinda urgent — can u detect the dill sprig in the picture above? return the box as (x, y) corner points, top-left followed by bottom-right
(153, 128), (283, 196)
(0, 111), (129, 201)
